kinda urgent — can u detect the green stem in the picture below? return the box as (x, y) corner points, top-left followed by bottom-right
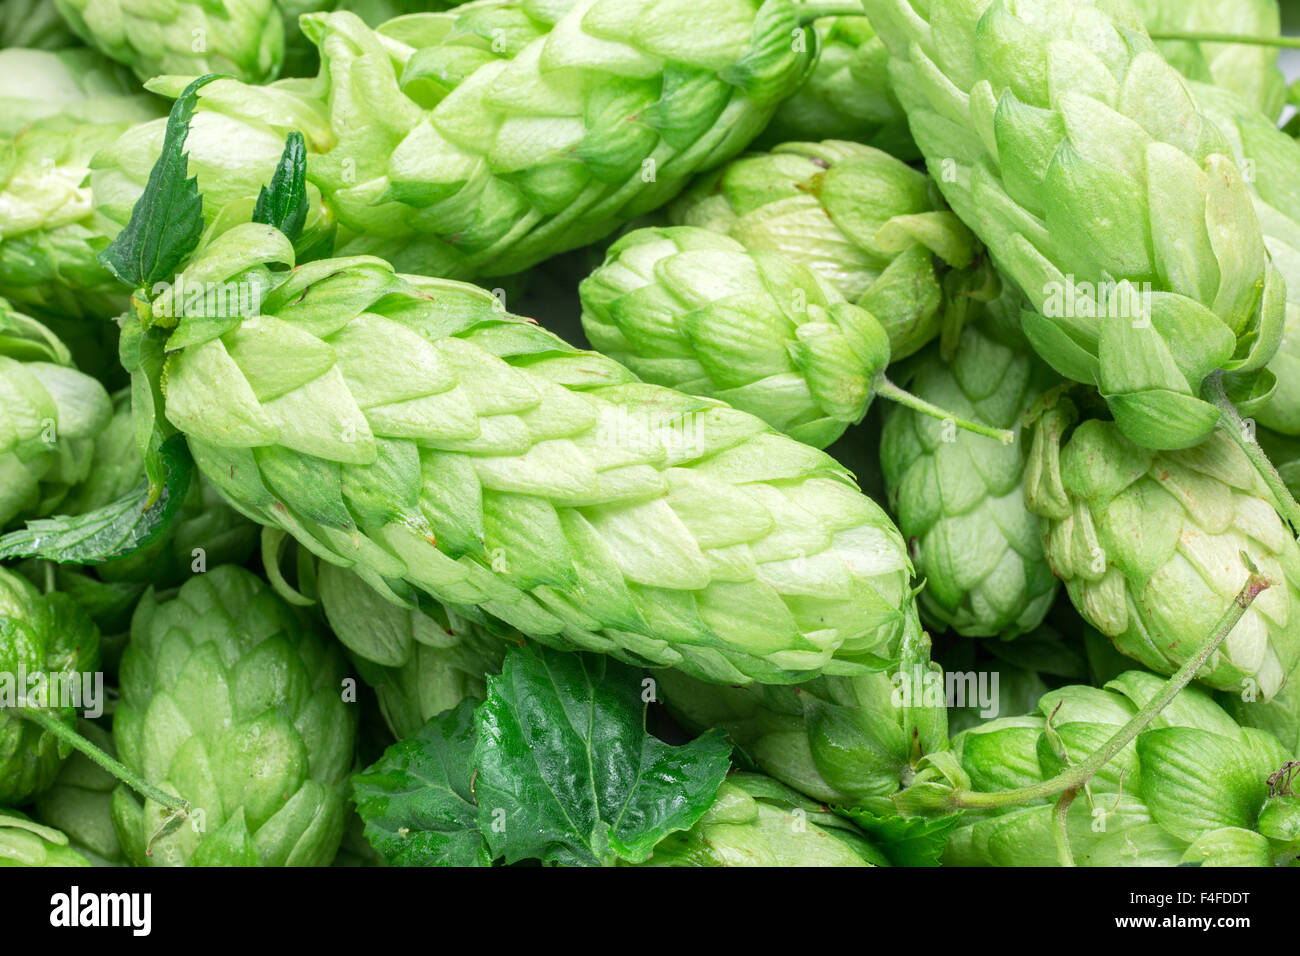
(876, 377), (1015, 445)
(1052, 790), (1077, 868)
(17, 708), (189, 815)
(795, 1), (864, 23)
(1148, 30), (1300, 50)
(952, 568), (1269, 810)
(1204, 372), (1300, 535)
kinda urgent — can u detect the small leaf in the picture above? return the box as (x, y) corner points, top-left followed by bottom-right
(253, 132), (309, 243)
(0, 435), (193, 564)
(839, 809), (960, 867)
(473, 645), (732, 866)
(97, 74), (222, 289)
(351, 699), (491, 867)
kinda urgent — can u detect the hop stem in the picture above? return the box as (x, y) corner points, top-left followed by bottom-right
(794, 1), (866, 23)
(950, 565), (1270, 811)
(17, 707), (190, 816)
(1148, 31), (1300, 50)
(875, 377), (1016, 445)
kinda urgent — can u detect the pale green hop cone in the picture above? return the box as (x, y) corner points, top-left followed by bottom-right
(580, 225), (891, 448)
(53, 0), (285, 83)
(943, 672), (1291, 866)
(856, 0), (1285, 450)
(668, 140), (978, 359)
(0, 302), (113, 530)
(1024, 402), (1300, 701)
(152, 224), (917, 686)
(636, 772), (886, 866)
(880, 315), (1060, 637)
(0, 0), (80, 49)
(295, 0), (813, 278)
(111, 566), (356, 866)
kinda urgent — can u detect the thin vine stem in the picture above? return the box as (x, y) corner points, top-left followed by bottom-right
(1148, 31), (1300, 50)
(795, 1), (866, 23)
(952, 568), (1270, 810)
(1203, 372), (1300, 535)
(17, 707), (190, 815)
(1052, 790), (1078, 868)
(876, 377), (1016, 445)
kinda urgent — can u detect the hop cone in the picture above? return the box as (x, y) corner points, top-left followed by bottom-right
(857, 0), (1285, 450)
(657, 620), (947, 809)
(52, 0), (286, 83)
(579, 225), (893, 449)
(638, 773), (885, 866)
(668, 140), (978, 359)
(155, 224), (916, 685)
(111, 566), (356, 866)
(944, 672), (1292, 866)
(0, 49), (162, 320)
(0, 566), (102, 805)
(1024, 405), (1300, 700)
(880, 314), (1060, 637)
(315, 562), (506, 739)
(296, 0), (812, 278)
(754, 18), (916, 158)
(0, 812), (91, 867)
(0, 302), (112, 529)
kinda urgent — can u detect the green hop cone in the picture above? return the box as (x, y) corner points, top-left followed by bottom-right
(857, 0), (1285, 450)
(754, 18), (916, 158)
(33, 719), (125, 866)
(0, 811), (91, 867)
(668, 141), (977, 359)
(880, 314), (1060, 637)
(315, 562), (506, 739)
(111, 566), (356, 866)
(1131, 0), (1286, 120)
(295, 0), (813, 278)
(580, 225), (892, 448)
(0, 566), (102, 805)
(0, 302), (113, 530)
(1023, 402), (1300, 701)
(637, 772), (886, 866)
(90, 75), (335, 259)
(944, 672), (1291, 866)
(0, 49), (162, 320)
(150, 224), (917, 685)
(52, 0), (286, 83)
(657, 619), (948, 809)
